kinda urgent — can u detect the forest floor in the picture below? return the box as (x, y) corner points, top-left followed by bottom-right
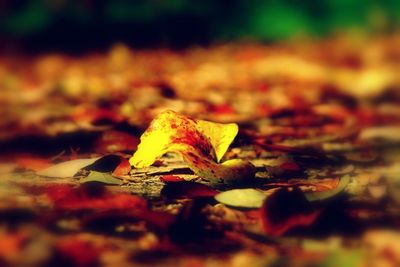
(1, 37), (400, 266)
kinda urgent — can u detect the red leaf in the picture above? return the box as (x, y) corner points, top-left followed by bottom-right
(261, 187), (319, 236)
(45, 184), (147, 212)
(95, 130), (139, 153)
(160, 175), (185, 183)
(112, 158), (131, 176)
(161, 182), (218, 198)
(136, 209), (176, 230)
(44, 184), (174, 230)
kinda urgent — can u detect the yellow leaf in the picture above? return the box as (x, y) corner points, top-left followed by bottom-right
(129, 110), (214, 168)
(129, 110), (254, 183)
(195, 120), (238, 163)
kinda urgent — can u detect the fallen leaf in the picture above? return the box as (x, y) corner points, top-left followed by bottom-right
(130, 110), (255, 183)
(160, 175), (185, 182)
(305, 175), (350, 202)
(44, 185), (174, 231)
(261, 187), (319, 236)
(215, 189), (267, 208)
(46, 184), (147, 212)
(112, 157), (131, 176)
(80, 171), (122, 185)
(37, 157), (100, 178)
(195, 119), (238, 163)
(161, 181), (218, 198)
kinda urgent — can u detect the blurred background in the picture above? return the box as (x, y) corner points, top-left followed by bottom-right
(1, 0), (400, 53)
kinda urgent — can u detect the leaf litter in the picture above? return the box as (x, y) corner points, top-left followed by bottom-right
(1, 38), (400, 267)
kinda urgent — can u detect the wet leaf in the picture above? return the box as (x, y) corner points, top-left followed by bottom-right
(37, 157), (100, 178)
(80, 171), (122, 185)
(215, 189), (267, 208)
(130, 110), (255, 183)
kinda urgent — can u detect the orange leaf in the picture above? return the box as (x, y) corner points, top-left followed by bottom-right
(112, 158), (131, 176)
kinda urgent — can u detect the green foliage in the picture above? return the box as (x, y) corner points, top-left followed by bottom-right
(1, 0), (400, 41)
(1, 2), (51, 34)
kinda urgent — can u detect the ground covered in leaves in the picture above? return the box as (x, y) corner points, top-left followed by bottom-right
(1, 35), (400, 267)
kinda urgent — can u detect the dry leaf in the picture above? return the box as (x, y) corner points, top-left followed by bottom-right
(215, 188), (268, 208)
(80, 171), (122, 185)
(37, 157), (100, 178)
(130, 110), (255, 183)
